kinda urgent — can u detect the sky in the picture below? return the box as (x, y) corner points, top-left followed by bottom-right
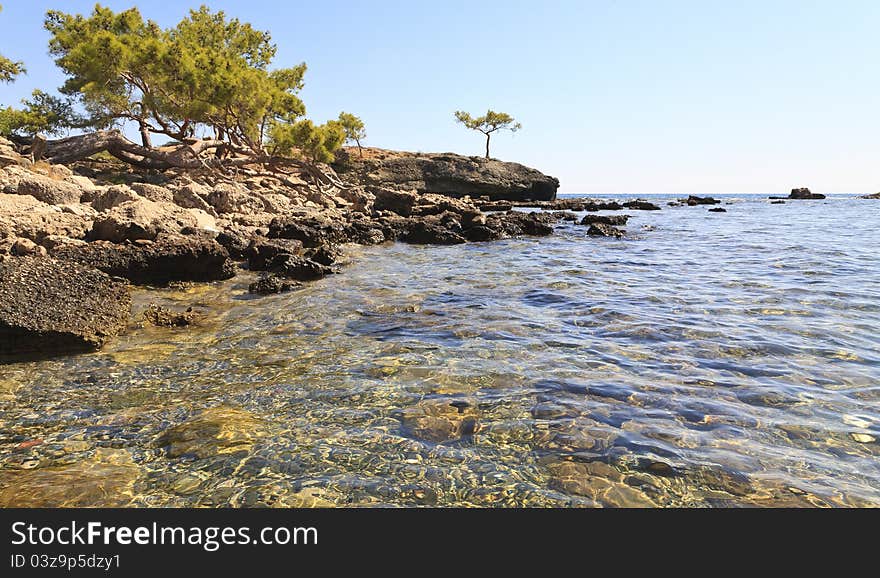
(0, 0), (878, 193)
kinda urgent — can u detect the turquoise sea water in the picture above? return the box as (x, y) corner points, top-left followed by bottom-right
(0, 194), (877, 507)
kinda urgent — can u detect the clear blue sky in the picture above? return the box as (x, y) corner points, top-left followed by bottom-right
(1, 0), (878, 193)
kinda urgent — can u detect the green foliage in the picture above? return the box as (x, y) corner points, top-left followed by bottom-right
(0, 6), (25, 82)
(337, 112), (366, 147)
(454, 110), (521, 135)
(269, 119), (345, 164)
(454, 109), (521, 158)
(0, 90), (81, 137)
(44, 4), (308, 151)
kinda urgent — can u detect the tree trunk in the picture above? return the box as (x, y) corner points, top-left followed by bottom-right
(139, 124), (152, 148)
(356, 139), (363, 158)
(485, 133), (491, 159)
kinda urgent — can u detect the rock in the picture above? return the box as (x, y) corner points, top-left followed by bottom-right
(51, 236), (235, 285)
(267, 214), (350, 247)
(551, 211), (580, 222)
(401, 219), (467, 245)
(173, 182), (218, 216)
(10, 238), (46, 257)
(372, 187), (418, 216)
(580, 214), (630, 226)
(397, 398), (482, 443)
(153, 406), (269, 459)
(0, 193), (92, 243)
(622, 200), (661, 211)
(249, 274), (301, 295)
(0, 448), (138, 507)
(788, 188), (825, 200)
(8, 168), (84, 204)
(246, 237), (305, 271)
(142, 304), (200, 327)
(91, 184), (142, 211)
(0, 256), (130, 360)
(861, 192), (880, 199)
(335, 186), (374, 213)
(333, 147), (559, 201)
(130, 182), (173, 203)
(850, 433), (876, 444)
(546, 460), (656, 507)
(708, 207), (727, 213)
(207, 183), (267, 215)
(267, 253), (332, 281)
(771, 200), (786, 204)
(686, 195), (721, 206)
(587, 223), (625, 238)
(215, 226), (252, 260)
(483, 211), (555, 238)
(89, 198), (214, 243)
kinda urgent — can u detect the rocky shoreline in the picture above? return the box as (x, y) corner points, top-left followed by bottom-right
(1, 137), (875, 362)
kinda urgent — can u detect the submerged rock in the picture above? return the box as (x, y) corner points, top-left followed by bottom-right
(249, 274), (301, 295)
(51, 236), (235, 285)
(142, 304), (200, 327)
(397, 398), (482, 443)
(154, 406), (270, 459)
(708, 207), (727, 213)
(0, 256), (130, 360)
(333, 147), (559, 201)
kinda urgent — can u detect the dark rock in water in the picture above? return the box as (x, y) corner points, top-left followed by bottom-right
(267, 253), (332, 281)
(267, 215), (349, 247)
(215, 228), (251, 260)
(484, 211), (555, 238)
(371, 187), (418, 217)
(142, 304), (199, 327)
(249, 274), (301, 295)
(332, 148), (559, 201)
(587, 223), (625, 238)
(861, 192), (880, 199)
(551, 211), (580, 222)
(623, 200), (661, 211)
(51, 236), (234, 285)
(580, 214), (630, 226)
(708, 207), (727, 213)
(0, 256), (130, 360)
(788, 188), (826, 200)
(770, 200), (786, 204)
(401, 219), (467, 245)
(303, 243), (342, 267)
(686, 195), (721, 206)
(246, 237), (304, 271)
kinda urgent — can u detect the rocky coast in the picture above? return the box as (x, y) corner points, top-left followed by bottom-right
(0, 138), (863, 363)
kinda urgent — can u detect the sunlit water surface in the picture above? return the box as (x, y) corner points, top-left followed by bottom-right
(1, 194), (878, 507)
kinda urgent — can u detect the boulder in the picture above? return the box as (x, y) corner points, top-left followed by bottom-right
(401, 219), (467, 245)
(0, 256), (130, 360)
(372, 187), (418, 216)
(130, 182), (173, 204)
(332, 148), (559, 201)
(266, 253), (332, 281)
(267, 214), (351, 247)
(172, 182), (218, 216)
(207, 183), (267, 215)
(861, 192), (880, 200)
(51, 236), (235, 285)
(91, 184), (142, 211)
(7, 168), (84, 205)
(623, 200), (661, 211)
(580, 214), (630, 226)
(246, 237), (305, 271)
(686, 195), (721, 206)
(788, 188), (826, 200)
(0, 193), (92, 243)
(89, 198), (215, 243)
(708, 207), (727, 213)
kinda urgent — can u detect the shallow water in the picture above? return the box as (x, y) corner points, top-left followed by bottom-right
(1, 195), (878, 507)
